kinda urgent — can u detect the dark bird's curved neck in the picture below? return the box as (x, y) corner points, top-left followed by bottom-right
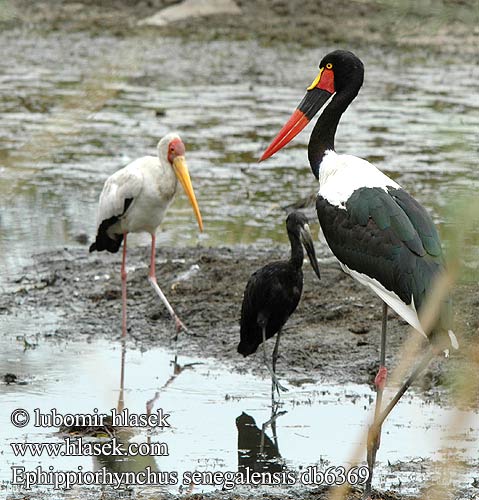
(288, 232), (303, 269)
(308, 89), (357, 180)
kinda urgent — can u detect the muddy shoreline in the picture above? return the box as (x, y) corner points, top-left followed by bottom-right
(4, 243), (477, 402)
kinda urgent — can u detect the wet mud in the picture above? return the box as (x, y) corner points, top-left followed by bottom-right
(3, 242), (479, 500)
(4, 242), (478, 402)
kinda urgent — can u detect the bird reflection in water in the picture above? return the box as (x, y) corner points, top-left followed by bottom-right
(95, 342), (202, 475)
(146, 354), (203, 416)
(117, 336), (127, 412)
(236, 410), (287, 475)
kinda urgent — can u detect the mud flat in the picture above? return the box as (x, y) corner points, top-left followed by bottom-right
(4, 243), (477, 399)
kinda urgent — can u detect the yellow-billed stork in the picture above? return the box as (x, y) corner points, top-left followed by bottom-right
(90, 132), (203, 338)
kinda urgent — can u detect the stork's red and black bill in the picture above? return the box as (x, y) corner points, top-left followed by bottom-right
(260, 66), (336, 161)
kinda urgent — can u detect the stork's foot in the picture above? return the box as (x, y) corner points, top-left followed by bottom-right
(362, 479), (374, 500)
(171, 316), (206, 339)
(175, 316), (188, 333)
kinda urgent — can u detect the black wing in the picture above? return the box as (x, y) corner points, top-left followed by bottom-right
(89, 197), (133, 253)
(316, 186), (444, 312)
(238, 262), (302, 356)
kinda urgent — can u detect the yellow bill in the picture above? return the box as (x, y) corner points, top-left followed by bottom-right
(172, 156), (204, 232)
(307, 67), (324, 91)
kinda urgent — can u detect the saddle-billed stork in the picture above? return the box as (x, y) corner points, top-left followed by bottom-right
(90, 133), (203, 338)
(238, 211), (321, 398)
(260, 50), (458, 497)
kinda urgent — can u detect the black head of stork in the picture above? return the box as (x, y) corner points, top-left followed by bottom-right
(260, 50), (364, 179)
(287, 211), (321, 280)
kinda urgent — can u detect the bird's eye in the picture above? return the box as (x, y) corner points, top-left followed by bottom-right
(326, 63), (333, 70)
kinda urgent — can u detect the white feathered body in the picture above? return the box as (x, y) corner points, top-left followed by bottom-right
(97, 155), (178, 238)
(318, 151), (401, 207)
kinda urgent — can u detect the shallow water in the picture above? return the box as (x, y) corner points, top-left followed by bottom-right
(1, 313), (478, 496)
(0, 31), (478, 285)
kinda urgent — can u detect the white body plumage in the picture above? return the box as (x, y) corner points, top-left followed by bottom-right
(89, 132), (203, 337)
(97, 154), (178, 237)
(318, 150), (400, 208)
(95, 133), (182, 240)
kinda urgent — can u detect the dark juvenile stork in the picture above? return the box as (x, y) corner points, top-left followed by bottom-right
(260, 50), (458, 497)
(238, 211), (321, 397)
(90, 133), (203, 338)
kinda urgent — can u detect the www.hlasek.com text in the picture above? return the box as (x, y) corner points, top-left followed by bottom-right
(11, 437), (168, 458)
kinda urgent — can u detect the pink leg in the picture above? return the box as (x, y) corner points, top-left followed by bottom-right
(121, 233), (128, 338)
(149, 232), (157, 281)
(364, 302), (388, 499)
(375, 365), (388, 391)
(117, 336), (126, 412)
(147, 233), (189, 335)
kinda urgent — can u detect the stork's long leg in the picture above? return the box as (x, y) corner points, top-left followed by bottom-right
(261, 326), (288, 394)
(121, 233), (128, 339)
(147, 233), (189, 336)
(363, 346), (437, 499)
(377, 346), (436, 428)
(364, 301), (388, 499)
(117, 336), (126, 412)
(271, 329), (283, 401)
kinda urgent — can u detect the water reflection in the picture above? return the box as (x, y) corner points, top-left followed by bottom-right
(93, 338), (186, 476)
(1, 327), (478, 495)
(236, 411), (286, 474)
(117, 336), (126, 412)
(56, 336), (146, 474)
(102, 339), (293, 481)
(93, 429), (160, 474)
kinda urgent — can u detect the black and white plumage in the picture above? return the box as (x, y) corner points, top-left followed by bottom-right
(261, 51), (456, 348)
(316, 157), (454, 342)
(260, 49), (457, 497)
(238, 211), (321, 395)
(90, 132), (203, 337)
